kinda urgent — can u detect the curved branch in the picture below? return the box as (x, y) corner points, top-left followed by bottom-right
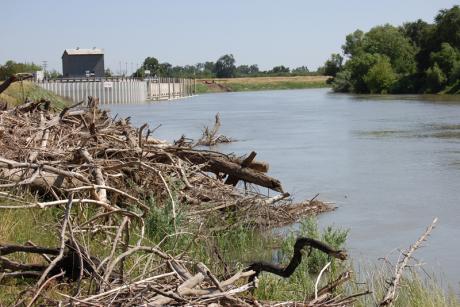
(247, 237), (347, 279)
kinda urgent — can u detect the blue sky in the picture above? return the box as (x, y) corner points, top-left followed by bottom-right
(1, 1), (458, 73)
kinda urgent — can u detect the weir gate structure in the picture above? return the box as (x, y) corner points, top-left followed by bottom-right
(36, 77), (196, 104)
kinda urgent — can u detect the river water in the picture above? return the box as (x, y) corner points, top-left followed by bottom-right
(105, 88), (460, 288)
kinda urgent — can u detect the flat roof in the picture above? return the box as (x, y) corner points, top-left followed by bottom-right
(63, 48), (104, 56)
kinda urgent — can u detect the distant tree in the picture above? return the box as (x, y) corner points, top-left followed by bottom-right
(0, 60), (41, 80)
(323, 54), (343, 77)
(142, 57), (160, 76)
(195, 61), (216, 78)
(291, 66), (309, 75)
(247, 64), (259, 75)
(214, 54), (236, 78)
(204, 61), (215, 72)
(332, 4), (460, 94)
(236, 65), (250, 76)
(270, 65), (290, 74)
(44, 69), (62, 79)
(363, 56), (397, 93)
(158, 62), (173, 76)
(104, 68), (113, 77)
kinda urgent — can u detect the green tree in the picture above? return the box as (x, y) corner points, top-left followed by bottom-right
(429, 42), (460, 81)
(361, 24), (417, 74)
(345, 52), (381, 93)
(104, 68), (113, 77)
(249, 64), (259, 74)
(417, 5), (460, 72)
(363, 56), (397, 93)
(204, 61), (215, 73)
(142, 57), (160, 76)
(270, 65), (290, 74)
(400, 19), (432, 48)
(291, 66), (309, 75)
(342, 30), (364, 56)
(45, 69), (62, 79)
(425, 63), (447, 93)
(0, 60), (42, 80)
(158, 62), (173, 76)
(323, 54), (343, 77)
(214, 54), (236, 78)
(332, 70), (352, 92)
(236, 65), (250, 76)
(434, 5), (460, 48)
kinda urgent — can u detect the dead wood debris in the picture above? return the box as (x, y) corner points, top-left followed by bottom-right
(196, 113), (235, 146)
(379, 217), (438, 306)
(0, 95), (367, 306)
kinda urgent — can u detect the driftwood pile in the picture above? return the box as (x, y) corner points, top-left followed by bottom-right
(0, 86), (364, 305)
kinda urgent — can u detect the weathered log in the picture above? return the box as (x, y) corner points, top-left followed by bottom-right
(0, 242), (101, 281)
(0, 166), (84, 194)
(225, 151), (257, 186)
(0, 245), (60, 257)
(233, 157), (269, 173)
(207, 157), (283, 192)
(247, 237), (347, 280)
(0, 73), (33, 95)
(175, 151), (283, 192)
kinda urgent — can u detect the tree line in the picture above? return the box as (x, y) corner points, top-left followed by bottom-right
(325, 5), (460, 94)
(0, 60), (62, 80)
(133, 54), (317, 79)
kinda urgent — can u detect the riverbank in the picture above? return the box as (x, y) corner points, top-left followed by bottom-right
(0, 80), (70, 108)
(0, 84), (353, 305)
(196, 75), (330, 93)
(0, 79), (458, 305)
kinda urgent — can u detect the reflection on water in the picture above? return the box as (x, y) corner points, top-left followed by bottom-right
(104, 88), (460, 289)
(358, 123), (460, 140)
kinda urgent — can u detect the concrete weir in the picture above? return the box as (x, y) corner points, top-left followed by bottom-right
(36, 77), (196, 104)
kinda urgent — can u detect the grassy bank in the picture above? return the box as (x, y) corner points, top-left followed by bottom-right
(1, 197), (457, 306)
(196, 76), (331, 94)
(0, 81), (70, 108)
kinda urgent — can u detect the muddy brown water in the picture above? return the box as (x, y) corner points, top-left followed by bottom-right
(105, 88), (460, 289)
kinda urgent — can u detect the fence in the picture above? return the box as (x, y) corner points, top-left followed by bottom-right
(36, 77), (195, 104)
(146, 78), (195, 100)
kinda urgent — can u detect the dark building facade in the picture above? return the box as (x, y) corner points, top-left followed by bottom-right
(62, 48), (104, 78)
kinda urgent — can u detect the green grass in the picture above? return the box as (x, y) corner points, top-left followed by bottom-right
(254, 218), (349, 302)
(227, 81), (329, 92)
(355, 268), (459, 307)
(1, 181), (458, 306)
(0, 81), (70, 109)
(195, 83), (212, 94)
(195, 76), (330, 94)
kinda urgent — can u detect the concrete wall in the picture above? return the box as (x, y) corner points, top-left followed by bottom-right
(38, 79), (146, 104)
(36, 78), (194, 104)
(146, 78), (194, 100)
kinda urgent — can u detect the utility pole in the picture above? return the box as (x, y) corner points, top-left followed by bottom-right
(42, 60), (48, 73)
